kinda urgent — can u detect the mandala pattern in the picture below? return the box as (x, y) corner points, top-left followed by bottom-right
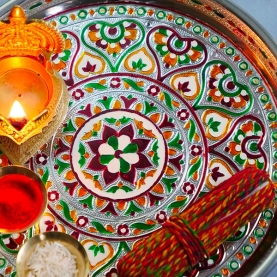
(0, 2), (277, 277)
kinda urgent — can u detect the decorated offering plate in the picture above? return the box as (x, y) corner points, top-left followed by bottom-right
(1, 0), (277, 276)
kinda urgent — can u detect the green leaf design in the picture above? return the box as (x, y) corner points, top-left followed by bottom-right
(144, 101), (158, 115)
(210, 121), (221, 132)
(107, 186), (119, 193)
(122, 78), (144, 92)
(100, 155), (114, 165)
(105, 118), (117, 124)
(85, 83), (107, 90)
(98, 96), (113, 109)
(120, 158), (130, 173)
(55, 159), (70, 175)
(119, 116), (132, 124)
(123, 143), (138, 153)
(134, 58), (147, 70)
(167, 198), (187, 210)
(162, 177), (178, 193)
(78, 143), (86, 168)
(108, 136), (118, 150)
(152, 152), (160, 166)
(99, 245), (105, 253)
(62, 119), (76, 133)
(125, 201), (143, 215)
(137, 58), (143, 69)
(91, 242), (131, 277)
(91, 221), (112, 234)
(130, 222), (156, 230)
(152, 140), (159, 152)
(94, 247), (99, 257)
(78, 157), (86, 168)
(60, 200), (74, 222)
(41, 167), (49, 185)
(163, 92), (174, 111)
(132, 60), (137, 69)
(187, 157), (202, 179)
(120, 186), (133, 192)
(78, 143), (86, 155)
(168, 133), (182, 150)
(188, 119), (196, 142)
(79, 195), (94, 209)
(88, 245), (95, 251)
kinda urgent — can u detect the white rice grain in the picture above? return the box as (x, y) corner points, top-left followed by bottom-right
(27, 241), (79, 277)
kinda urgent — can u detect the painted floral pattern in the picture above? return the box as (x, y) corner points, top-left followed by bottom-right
(153, 27), (206, 67)
(87, 124), (152, 185)
(207, 63), (251, 109)
(225, 120), (265, 169)
(88, 21), (139, 55)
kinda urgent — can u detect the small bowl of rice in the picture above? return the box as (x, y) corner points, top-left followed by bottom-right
(16, 231), (89, 277)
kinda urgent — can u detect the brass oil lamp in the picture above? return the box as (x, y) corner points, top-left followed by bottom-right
(0, 6), (68, 164)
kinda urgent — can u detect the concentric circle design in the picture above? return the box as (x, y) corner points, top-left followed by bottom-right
(48, 81), (207, 239)
(71, 109), (168, 201)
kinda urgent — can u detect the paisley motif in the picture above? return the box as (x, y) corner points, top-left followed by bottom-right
(74, 52), (106, 78)
(202, 110), (232, 140)
(148, 26), (208, 80)
(194, 60), (253, 116)
(81, 239), (114, 270)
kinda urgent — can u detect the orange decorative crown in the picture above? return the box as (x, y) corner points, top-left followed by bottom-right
(0, 6), (64, 58)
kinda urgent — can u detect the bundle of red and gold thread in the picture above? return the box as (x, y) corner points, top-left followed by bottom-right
(117, 167), (275, 277)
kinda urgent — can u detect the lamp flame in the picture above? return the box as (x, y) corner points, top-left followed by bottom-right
(8, 100), (28, 131)
(8, 100), (27, 120)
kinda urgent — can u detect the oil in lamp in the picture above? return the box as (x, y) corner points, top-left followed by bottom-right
(0, 6), (68, 165)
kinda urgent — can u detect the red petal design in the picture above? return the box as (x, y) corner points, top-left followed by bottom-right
(119, 124), (134, 139)
(169, 154), (183, 172)
(77, 104), (93, 117)
(54, 138), (69, 157)
(159, 114), (175, 129)
(100, 202), (118, 216)
(87, 156), (106, 171)
(71, 231), (80, 240)
(133, 153), (152, 169)
(132, 138), (151, 152)
(120, 96), (137, 109)
(148, 193), (164, 206)
(87, 140), (103, 155)
(103, 168), (119, 185)
(62, 181), (79, 196)
(46, 225), (53, 232)
(102, 125), (118, 142)
(120, 165), (136, 184)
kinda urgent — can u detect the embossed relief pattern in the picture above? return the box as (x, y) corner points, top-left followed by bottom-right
(0, 3), (277, 277)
